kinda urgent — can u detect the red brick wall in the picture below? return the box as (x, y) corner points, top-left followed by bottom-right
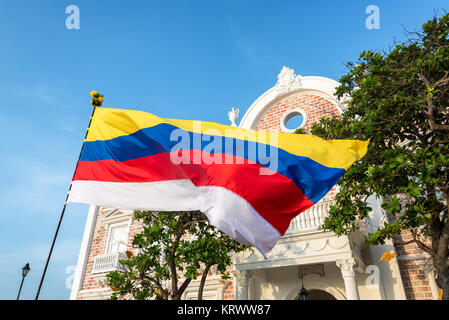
(79, 208), (110, 293)
(257, 93), (340, 132)
(386, 193), (435, 300)
(393, 230), (434, 300)
(223, 281), (234, 300)
(77, 208), (141, 298)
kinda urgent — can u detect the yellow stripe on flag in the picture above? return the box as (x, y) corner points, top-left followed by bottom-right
(85, 107), (369, 170)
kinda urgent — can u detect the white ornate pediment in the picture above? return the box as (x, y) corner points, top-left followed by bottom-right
(101, 208), (134, 225)
(238, 67), (341, 130)
(274, 66), (302, 96)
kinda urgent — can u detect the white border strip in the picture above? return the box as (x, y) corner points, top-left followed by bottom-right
(68, 180), (281, 255)
(68, 180), (201, 211)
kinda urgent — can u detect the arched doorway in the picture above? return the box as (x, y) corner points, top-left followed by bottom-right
(294, 289), (337, 300)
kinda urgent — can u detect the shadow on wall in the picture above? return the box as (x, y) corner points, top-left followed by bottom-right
(365, 242), (404, 300)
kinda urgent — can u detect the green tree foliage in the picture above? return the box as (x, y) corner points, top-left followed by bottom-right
(310, 13), (449, 299)
(106, 210), (251, 300)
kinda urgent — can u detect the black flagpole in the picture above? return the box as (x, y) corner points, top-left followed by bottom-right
(35, 103), (98, 300)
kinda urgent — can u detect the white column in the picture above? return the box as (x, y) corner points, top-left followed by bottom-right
(337, 259), (360, 300)
(236, 270), (250, 300)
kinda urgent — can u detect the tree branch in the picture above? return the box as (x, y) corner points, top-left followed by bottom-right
(142, 274), (167, 298)
(198, 264), (213, 300)
(437, 194), (449, 261)
(178, 276), (193, 298)
(412, 228), (437, 256)
(169, 231), (184, 299)
(396, 236), (435, 257)
(418, 73), (449, 132)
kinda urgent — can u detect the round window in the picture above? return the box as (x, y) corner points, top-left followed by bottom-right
(280, 109), (307, 133)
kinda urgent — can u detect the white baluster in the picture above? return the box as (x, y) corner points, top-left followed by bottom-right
(279, 201), (335, 237)
(299, 212), (305, 230)
(305, 208), (311, 229)
(292, 216), (298, 233)
(307, 209), (313, 230)
(312, 206), (318, 228)
(316, 204), (322, 226)
(302, 210), (309, 229)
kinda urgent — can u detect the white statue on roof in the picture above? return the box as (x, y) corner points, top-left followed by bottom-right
(228, 107), (239, 127)
(275, 66), (302, 96)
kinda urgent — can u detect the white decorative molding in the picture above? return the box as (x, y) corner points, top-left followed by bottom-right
(279, 108), (308, 133)
(235, 231), (354, 271)
(235, 217), (367, 276)
(336, 258), (356, 276)
(228, 107), (239, 127)
(274, 66), (302, 96)
(77, 288), (114, 300)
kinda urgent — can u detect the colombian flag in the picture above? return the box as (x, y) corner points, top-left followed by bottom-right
(68, 107), (368, 255)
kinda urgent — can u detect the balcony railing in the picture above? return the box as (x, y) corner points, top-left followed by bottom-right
(92, 252), (128, 274)
(284, 201), (333, 235)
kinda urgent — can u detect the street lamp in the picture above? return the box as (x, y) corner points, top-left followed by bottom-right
(17, 263), (30, 300)
(298, 266), (308, 300)
(299, 286), (308, 300)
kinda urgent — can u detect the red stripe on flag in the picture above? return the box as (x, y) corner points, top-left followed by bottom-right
(73, 151), (315, 234)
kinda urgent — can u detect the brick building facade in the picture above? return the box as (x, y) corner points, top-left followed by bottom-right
(71, 66), (439, 300)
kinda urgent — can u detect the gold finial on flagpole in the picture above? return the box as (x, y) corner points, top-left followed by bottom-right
(90, 90), (104, 107)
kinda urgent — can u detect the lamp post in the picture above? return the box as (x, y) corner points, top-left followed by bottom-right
(299, 286), (308, 300)
(298, 266), (308, 300)
(17, 263), (30, 300)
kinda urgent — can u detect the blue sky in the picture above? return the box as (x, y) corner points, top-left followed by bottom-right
(0, 0), (446, 300)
